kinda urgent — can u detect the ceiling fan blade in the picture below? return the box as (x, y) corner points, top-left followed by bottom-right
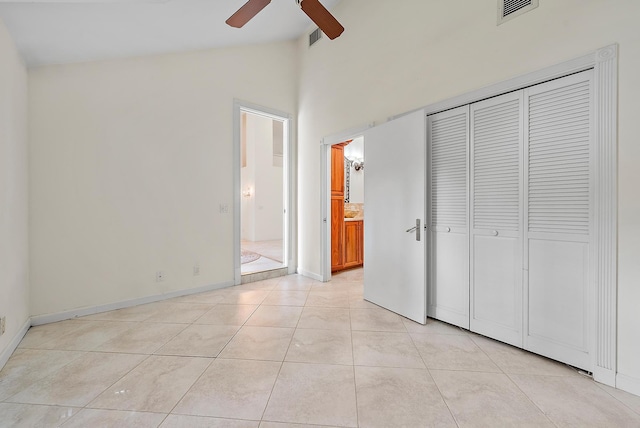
(0, 0), (171, 2)
(300, 0), (344, 40)
(226, 0), (271, 28)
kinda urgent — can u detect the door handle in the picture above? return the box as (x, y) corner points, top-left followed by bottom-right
(406, 219), (421, 241)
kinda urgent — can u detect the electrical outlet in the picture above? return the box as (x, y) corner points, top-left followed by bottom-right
(219, 203), (229, 214)
(193, 264), (200, 276)
(156, 271), (165, 282)
(0, 316), (5, 336)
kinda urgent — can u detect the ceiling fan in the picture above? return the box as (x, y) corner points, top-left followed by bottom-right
(226, 0), (344, 40)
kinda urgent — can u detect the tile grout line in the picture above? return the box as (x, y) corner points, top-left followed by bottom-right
(258, 285), (306, 423)
(0, 349), (89, 404)
(154, 282), (260, 425)
(502, 372), (561, 428)
(72, 351), (156, 423)
(406, 328), (461, 428)
(595, 383), (640, 418)
(160, 356), (217, 426)
(466, 333), (507, 376)
(156, 279), (288, 425)
(348, 298), (360, 428)
(78, 316), (193, 418)
(89, 285), (257, 423)
(467, 334), (559, 427)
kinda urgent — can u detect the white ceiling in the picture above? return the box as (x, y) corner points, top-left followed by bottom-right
(0, 0), (342, 67)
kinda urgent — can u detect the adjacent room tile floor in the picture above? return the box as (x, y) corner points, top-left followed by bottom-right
(2, 268), (640, 427)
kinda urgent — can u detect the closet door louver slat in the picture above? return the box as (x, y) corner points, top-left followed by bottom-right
(431, 112), (468, 228)
(472, 98), (521, 232)
(528, 80), (591, 235)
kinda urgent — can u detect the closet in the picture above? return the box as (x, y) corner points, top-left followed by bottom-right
(428, 69), (594, 370)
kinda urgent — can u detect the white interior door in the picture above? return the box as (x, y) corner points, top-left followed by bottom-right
(470, 91), (524, 347)
(363, 110), (426, 324)
(523, 70), (593, 370)
(427, 106), (470, 328)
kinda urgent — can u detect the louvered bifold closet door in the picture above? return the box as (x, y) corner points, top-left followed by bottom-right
(524, 70), (593, 371)
(427, 105), (470, 328)
(470, 91), (524, 347)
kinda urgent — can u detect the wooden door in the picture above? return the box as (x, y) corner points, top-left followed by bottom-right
(331, 143), (345, 271)
(469, 91), (524, 348)
(331, 144), (345, 196)
(358, 220), (364, 264)
(344, 220), (362, 268)
(331, 196), (344, 271)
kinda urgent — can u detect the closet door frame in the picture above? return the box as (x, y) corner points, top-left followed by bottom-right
(420, 45), (618, 387)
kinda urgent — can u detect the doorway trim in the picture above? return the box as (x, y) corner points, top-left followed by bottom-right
(320, 124), (373, 282)
(233, 99), (296, 285)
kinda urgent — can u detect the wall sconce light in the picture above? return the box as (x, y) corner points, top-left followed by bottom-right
(346, 156), (364, 171)
(242, 187), (252, 198)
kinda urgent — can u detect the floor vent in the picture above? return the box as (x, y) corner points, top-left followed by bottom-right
(309, 28), (322, 47)
(498, 0), (538, 25)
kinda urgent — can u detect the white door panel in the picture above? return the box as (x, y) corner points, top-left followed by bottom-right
(470, 91), (524, 347)
(363, 110), (426, 324)
(528, 239), (589, 351)
(427, 106), (469, 328)
(471, 234), (522, 346)
(429, 232), (469, 327)
(523, 70), (593, 370)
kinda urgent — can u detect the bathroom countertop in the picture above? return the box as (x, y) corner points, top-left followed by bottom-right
(344, 217), (364, 222)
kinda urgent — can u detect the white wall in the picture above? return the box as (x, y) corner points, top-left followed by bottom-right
(28, 41), (297, 317)
(0, 18), (29, 360)
(344, 136), (364, 204)
(296, 0), (640, 387)
(241, 112), (283, 242)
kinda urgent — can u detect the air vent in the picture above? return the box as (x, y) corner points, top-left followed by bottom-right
(309, 28), (322, 47)
(498, 0), (538, 25)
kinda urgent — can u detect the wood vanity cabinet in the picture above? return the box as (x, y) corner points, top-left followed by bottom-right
(343, 220), (364, 269)
(331, 197), (344, 270)
(331, 143), (345, 271)
(331, 144), (345, 196)
(331, 141), (363, 272)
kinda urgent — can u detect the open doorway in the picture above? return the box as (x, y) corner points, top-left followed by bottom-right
(234, 101), (293, 283)
(321, 127), (369, 282)
(330, 138), (366, 272)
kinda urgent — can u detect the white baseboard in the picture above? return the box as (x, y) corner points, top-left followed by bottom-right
(0, 318), (31, 371)
(31, 280), (234, 326)
(593, 366), (616, 387)
(617, 373), (640, 397)
(297, 268), (323, 282)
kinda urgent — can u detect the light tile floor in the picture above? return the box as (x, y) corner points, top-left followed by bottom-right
(242, 240), (284, 275)
(2, 268), (640, 427)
